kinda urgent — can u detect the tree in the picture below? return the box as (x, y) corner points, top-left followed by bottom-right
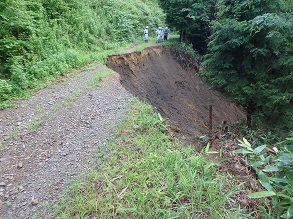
(201, 0), (293, 128)
(158, 0), (216, 54)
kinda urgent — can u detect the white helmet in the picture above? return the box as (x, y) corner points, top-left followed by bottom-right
(146, 26), (148, 29)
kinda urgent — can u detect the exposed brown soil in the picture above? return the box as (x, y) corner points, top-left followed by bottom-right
(106, 46), (245, 145)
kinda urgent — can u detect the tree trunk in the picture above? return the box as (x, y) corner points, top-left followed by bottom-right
(180, 30), (185, 42)
(246, 100), (256, 128)
(246, 110), (252, 128)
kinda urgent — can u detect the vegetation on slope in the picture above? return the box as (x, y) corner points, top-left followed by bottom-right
(0, 0), (164, 108)
(234, 136), (293, 219)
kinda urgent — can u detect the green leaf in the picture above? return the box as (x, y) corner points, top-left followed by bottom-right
(204, 142), (210, 153)
(278, 199), (293, 206)
(285, 145), (293, 153)
(277, 194), (293, 201)
(234, 148), (254, 154)
(243, 138), (251, 147)
(248, 191), (276, 198)
(288, 204), (293, 218)
(277, 154), (293, 166)
(251, 161), (265, 167)
(263, 166), (280, 172)
(254, 145), (266, 154)
(144, 193), (152, 205)
(259, 180), (276, 192)
(117, 207), (136, 212)
(135, 188), (143, 201)
(158, 113), (164, 122)
(269, 177), (288, 184)
(237, 138), (253, 151)
(255, 168), (269, 181)
(206, 151), (218, 154)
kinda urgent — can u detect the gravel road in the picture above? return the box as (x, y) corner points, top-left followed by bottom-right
(0, 64), (132, 219)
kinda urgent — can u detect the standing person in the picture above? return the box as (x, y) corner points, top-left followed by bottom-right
(156, 27), (163, 43)
(164, 27), (169, 41)
(155, 27), (159, 41)
(143, 26), (149, 42)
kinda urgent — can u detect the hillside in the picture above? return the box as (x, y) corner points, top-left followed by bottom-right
(107, 46), (245, 144)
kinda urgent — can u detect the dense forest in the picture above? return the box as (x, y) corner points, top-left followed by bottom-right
(0, 0), (164, 107)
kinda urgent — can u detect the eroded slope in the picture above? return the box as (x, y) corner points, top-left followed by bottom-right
(107, 46), (245, 142)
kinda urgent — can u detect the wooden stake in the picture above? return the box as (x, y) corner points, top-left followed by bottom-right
(209, 105), (212, 136)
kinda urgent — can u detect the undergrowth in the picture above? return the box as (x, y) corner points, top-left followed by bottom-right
(54, 99), (251, 219)
(234, 137), (293, 219)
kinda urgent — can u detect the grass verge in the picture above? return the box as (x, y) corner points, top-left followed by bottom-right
(54, 99), (251, 219)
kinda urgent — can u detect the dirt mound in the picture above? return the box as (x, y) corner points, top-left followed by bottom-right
(107, 46), (245, 143)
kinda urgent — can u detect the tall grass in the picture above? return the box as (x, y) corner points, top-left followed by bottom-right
(55, 99), (250, 219)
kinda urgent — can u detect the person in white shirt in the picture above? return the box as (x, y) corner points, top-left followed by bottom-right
(156, 27), (163, 43)
(143, 26), (149, 42)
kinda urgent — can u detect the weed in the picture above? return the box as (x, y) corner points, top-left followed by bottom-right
(56, 88), (83, 109)
(54, 99), (249, 218)
(27, 118), (43, 132)
(5, 128), (21, 141)
(234, 137), (293, 218)
(86, 70), (112, 89)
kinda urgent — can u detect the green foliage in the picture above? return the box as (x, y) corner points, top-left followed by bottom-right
(200, 0), (293, 128)
(216, 0), (283, 21)
(0, 0), (164, 107)
(0, 79), (12, 101)
(234, 137), (293, 218)
(158, 0), (216, 54)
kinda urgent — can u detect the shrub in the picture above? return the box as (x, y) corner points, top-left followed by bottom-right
(0, 79), (12, 101)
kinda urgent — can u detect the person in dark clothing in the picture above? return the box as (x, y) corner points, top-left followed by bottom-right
(164, 27), (169, 41)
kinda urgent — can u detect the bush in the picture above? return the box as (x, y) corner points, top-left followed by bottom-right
(0, 79), (12, 101)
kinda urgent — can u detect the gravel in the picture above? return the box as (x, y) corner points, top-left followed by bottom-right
(0, 64), (132, 219)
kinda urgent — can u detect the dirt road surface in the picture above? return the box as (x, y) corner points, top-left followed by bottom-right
(0, 65), (132, 219)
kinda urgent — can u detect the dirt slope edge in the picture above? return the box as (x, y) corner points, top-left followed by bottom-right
(107, 46), (245, 143)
